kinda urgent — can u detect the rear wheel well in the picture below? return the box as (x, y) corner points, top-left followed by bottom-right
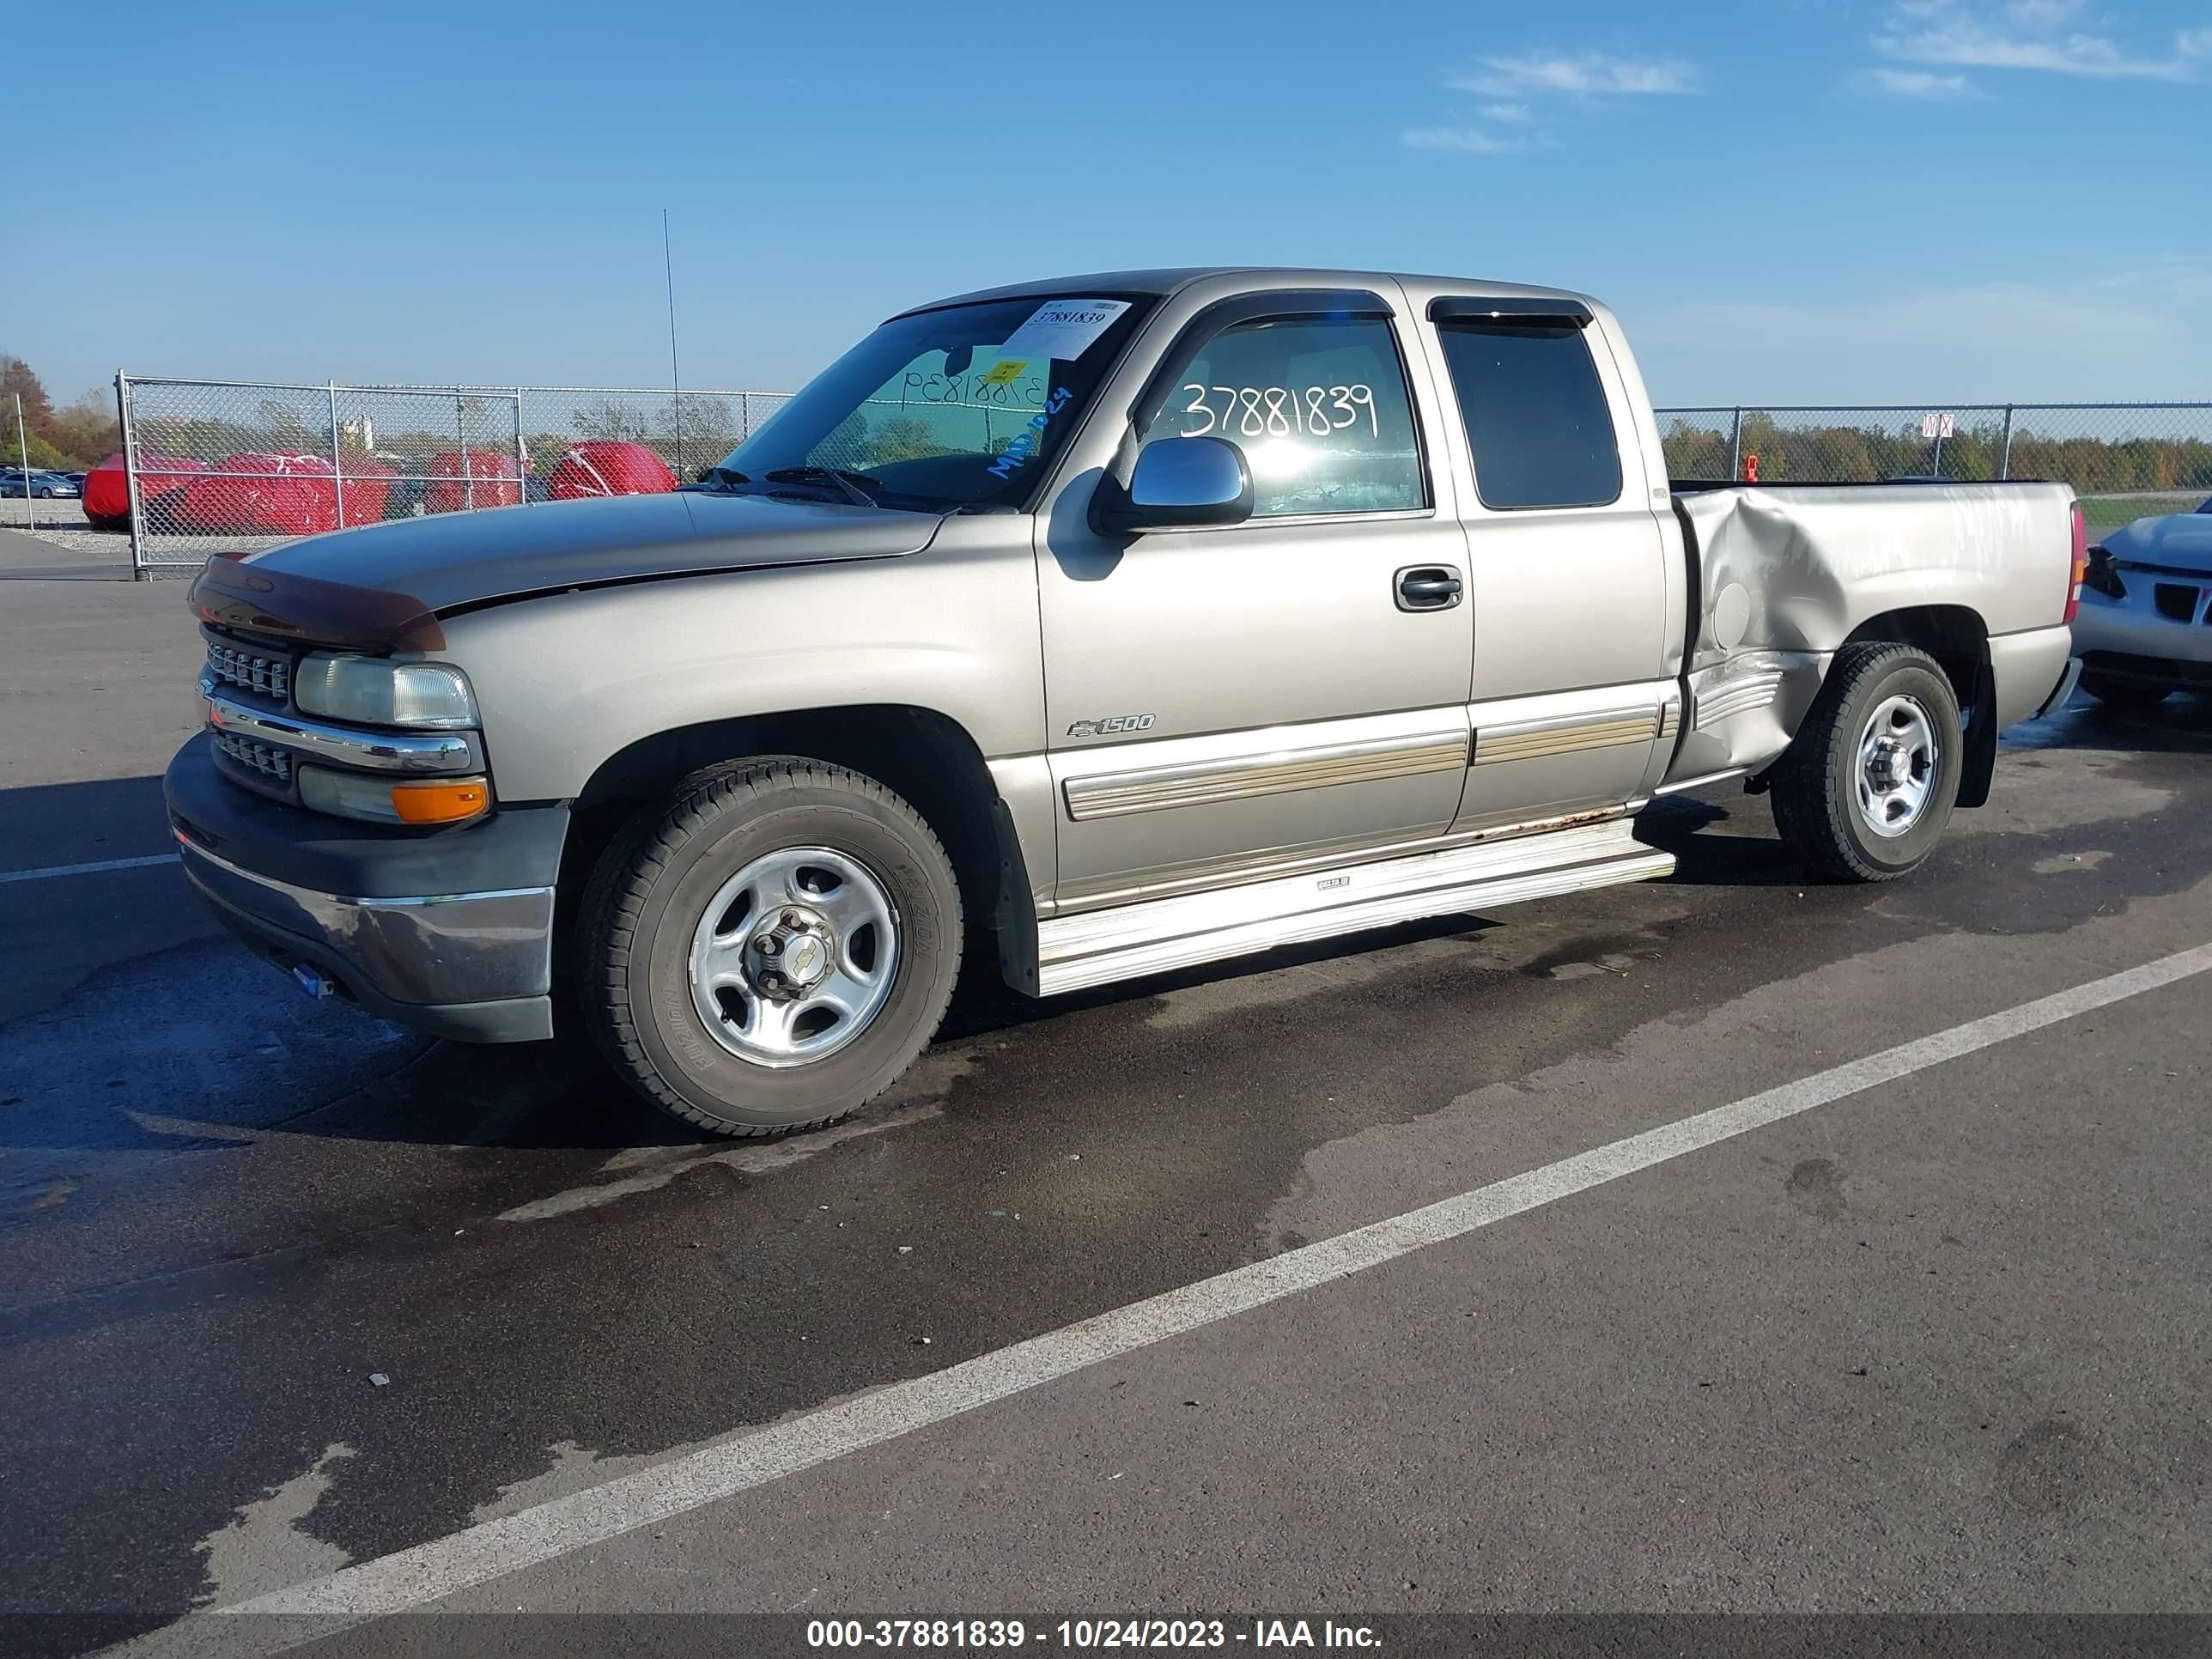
(1837, 605), (1995, 808)
(555, 707), (1030, 990)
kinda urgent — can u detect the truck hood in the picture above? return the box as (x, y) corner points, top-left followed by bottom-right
(2101, 511), (2212, 574)
(189, 490), (947, 653)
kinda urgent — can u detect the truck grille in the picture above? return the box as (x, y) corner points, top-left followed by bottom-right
(205, 641), (293, 702)
(211, 730), (296, 785)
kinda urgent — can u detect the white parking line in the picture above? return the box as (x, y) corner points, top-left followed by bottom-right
(0, 853), (180, 885)
(144, 941), (2212, 1648)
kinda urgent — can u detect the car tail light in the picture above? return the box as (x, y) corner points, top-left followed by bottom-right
(2063, 501), (2087, 625)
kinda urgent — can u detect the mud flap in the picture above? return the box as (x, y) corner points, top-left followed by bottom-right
(1957, 655), (1999, 810)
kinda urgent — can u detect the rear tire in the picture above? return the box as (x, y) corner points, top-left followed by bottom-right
(1771, 642), (1963, 883)
(2079, 671), (2171, 713)
(579, 759), (963, 1139)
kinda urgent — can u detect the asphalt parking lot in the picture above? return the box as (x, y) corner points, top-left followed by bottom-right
(2, 572), (2209, 1659)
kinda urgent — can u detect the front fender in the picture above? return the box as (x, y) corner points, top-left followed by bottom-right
(438, 520), (1043, 804)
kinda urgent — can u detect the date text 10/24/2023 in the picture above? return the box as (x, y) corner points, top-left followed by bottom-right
(805, 1618), (1382, 1649)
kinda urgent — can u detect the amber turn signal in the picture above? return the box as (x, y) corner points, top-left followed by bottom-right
(389, 778), (491, 825)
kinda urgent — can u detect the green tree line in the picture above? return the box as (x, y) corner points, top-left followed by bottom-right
(1663, 412), (2212, 495)
(0, 356), (123, 470)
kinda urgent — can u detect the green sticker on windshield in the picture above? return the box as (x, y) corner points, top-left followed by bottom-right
(980, 359), (1028, 386)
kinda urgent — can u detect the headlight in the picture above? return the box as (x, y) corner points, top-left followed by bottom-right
(298, 766), (491, 826)
(2081, 547), (2126, 599)
(295, 653), (478, 728)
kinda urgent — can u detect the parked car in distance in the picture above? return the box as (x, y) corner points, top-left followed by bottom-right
(2071, 495), (2212, 707)
(0, 468), (81, 498)
(167, 266), (2086, 1140)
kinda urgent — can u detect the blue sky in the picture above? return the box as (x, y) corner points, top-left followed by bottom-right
(4, 0), (2208, 409)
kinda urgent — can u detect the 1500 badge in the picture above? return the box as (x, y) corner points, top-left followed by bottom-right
(1066, 714), (1156, 738)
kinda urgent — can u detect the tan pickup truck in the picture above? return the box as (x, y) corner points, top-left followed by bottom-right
(168, 267), (2086, 1136)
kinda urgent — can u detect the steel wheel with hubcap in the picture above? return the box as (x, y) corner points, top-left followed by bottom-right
(1772, 641), (1964, 883)
(580, 759), (963, 1138)
(1853, 694), (1940, 839)
(686, 847), (901, 1067)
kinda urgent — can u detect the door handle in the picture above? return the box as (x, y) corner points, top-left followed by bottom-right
(1395, 565), (1463, 612)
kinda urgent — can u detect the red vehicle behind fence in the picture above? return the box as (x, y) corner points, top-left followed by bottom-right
(180, 453), (392, 536)
(422, 451), (522, 514)
(82, 452), (210, 532)
(547, 440), (678, 500)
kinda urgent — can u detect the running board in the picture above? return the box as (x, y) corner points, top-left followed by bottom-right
(1036, 818), (1675, 997)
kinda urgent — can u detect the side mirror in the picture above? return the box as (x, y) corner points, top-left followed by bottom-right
(1094, 435), (1254, 533)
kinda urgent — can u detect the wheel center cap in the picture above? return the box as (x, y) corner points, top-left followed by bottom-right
(750, 910), (834, 997)
(782, 933), (827, 984)
(1871, 741), (1910, 788)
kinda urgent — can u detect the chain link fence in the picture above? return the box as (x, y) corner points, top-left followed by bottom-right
(1655, 403), (2212, 534)
(111, 378), (790, 569)
(97, 377), (2210, 572)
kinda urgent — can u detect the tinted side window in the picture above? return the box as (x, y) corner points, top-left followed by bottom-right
(1140, 316), (1425, 518)
(1436, 321), (1622, 509)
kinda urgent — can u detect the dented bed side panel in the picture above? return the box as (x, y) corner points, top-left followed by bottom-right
(1663, 483), (2076, 784)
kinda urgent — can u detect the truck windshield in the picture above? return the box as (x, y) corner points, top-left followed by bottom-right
(710, 295), (1153, 511)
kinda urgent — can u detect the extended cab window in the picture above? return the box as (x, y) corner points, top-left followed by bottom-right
(1140, 315), (1425, 519)
(1436, 319), (1623, 510)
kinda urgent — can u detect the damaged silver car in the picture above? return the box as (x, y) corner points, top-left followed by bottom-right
(2073, 497), (2212, 708)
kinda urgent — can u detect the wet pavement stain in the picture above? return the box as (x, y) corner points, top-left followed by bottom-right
(1997, 1418), (2093, 1515)
(1784, 1158), (1848, 1220)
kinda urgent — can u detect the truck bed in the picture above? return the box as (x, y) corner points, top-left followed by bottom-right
(1661, 479), (2078, 788)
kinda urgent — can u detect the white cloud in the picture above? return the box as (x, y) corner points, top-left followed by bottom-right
(1451, 51), (1698, 98)
(1408, 46), (1695, 158)
(1999, 0), (2086, 30)
(1400, 126), (1523, 153)
(1874, 2), (2209, 79)
(1868, 67), (1976, 96)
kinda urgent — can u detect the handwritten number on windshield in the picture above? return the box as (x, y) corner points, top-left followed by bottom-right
(1179, 384), (1378, 440)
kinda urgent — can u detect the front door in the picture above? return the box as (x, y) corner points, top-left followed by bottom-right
(1036, 297), (1475, 910)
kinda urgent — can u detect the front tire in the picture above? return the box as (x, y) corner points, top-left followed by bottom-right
(579, 759), (963, 1138)
(2079, 671), (2171, 713)
(1771, 643), (1963, 883)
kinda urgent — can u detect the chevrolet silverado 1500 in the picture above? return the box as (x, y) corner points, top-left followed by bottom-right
(167, 268), (2086, 1136)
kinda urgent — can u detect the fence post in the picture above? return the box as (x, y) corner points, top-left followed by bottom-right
(329, 381), (345, 529)
(13, 392), (33, 536)
(458, 393), (473, 513)
(1998, 404), (2015, 481)
(1728, 407), (1742, 481)
(513, 391), (526, 503)
(116, 374), (149, 579)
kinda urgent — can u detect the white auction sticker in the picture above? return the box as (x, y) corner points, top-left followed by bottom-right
(999, 298), (1130, 362)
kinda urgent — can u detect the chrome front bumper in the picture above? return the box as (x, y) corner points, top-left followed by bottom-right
(176, 834), (556, 1042)
(166, 734), (563, 1043)
(2071, 582), (2212, 681)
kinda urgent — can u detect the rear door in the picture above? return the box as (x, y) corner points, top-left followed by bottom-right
(1418, 297), (1674, 831)
(1034, 286), (1476, 910)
